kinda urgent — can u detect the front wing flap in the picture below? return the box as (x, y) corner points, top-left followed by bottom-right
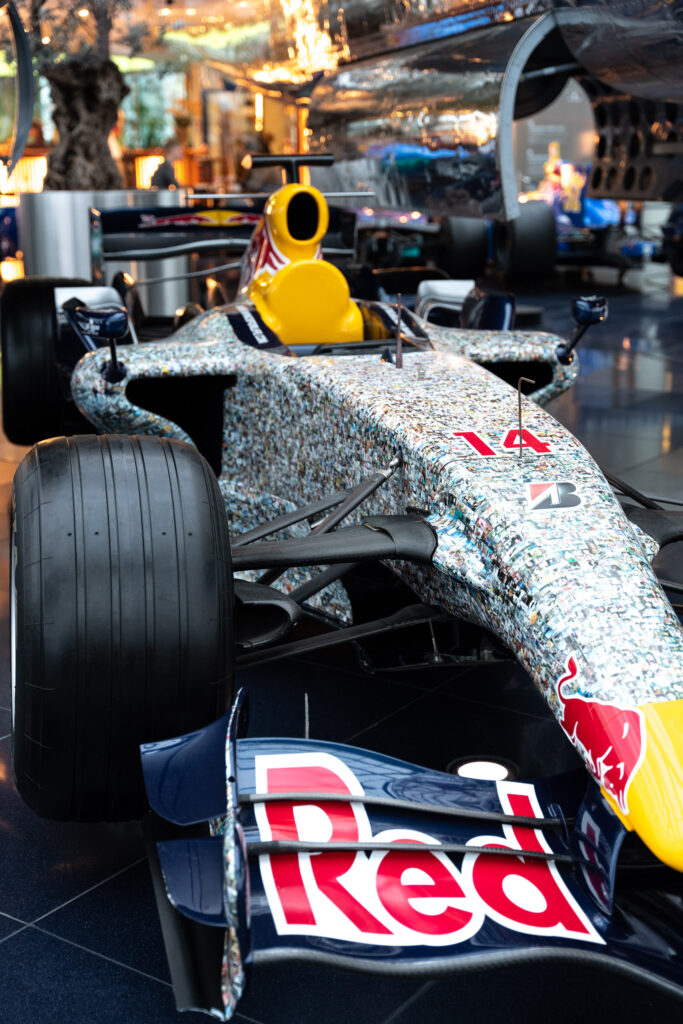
(141, 695), (683, 1020)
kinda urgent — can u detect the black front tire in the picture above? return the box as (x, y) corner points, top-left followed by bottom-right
(670, 249), (683, 278)
(495, 201), (557, 284)
(1, 276), (91, 445)
(437, 216), (488, 279)
(11, 434), (234, 822)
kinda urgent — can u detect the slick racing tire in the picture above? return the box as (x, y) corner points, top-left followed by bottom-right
(670, 250), (683, 279)
(1, 276), (90, 445)
(437, 216), (488, 279)
(11, 434), (234, 822)
(494, 201), (557, 284)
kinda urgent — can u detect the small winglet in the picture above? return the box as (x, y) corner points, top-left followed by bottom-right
(571, 781), (627, 915)
(141, 713), (229, 825)
(157, 838), (228, 927)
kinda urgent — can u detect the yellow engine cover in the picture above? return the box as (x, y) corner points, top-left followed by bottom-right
(250, 259), (364, 347)
(244, 183), (364, 347)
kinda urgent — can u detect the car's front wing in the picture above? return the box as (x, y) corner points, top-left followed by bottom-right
(140, 695), (683, 1021)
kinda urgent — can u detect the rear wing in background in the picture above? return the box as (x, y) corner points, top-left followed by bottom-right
(89, 157), (362, 275)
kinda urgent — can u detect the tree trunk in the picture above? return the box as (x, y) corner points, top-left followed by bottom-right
(43, 57), (129, 190)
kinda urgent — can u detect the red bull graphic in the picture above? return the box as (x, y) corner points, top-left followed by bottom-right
(139, 211), (262, 229)
(556, 656), (646, 815)
(238, 217), (289, 293)
(254, 753), (602, 946)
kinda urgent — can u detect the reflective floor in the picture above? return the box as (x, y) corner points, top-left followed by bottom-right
(1, 265), (682, 1023)
(536, 265), (683, 501)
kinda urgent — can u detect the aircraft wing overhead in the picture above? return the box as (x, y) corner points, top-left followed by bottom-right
(163, 1), (683, 216)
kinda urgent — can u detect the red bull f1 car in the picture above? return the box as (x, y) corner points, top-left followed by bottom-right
(9, 162), (683, 1019)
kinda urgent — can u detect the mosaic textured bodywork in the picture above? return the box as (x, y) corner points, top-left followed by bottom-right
(72, 255), (683, 881)
(71, 309), (575, 621)
(71, 307), (679, 687)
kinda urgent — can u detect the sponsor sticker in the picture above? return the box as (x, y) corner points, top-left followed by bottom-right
(453, 430), (552, 456)
(528, 482), (582, 511)
(254, 752), (603, 946)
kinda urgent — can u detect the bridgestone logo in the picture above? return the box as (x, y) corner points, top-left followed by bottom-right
(528, 482), (581, 510)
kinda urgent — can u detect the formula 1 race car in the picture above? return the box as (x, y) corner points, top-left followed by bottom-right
(9, 164), (683, 1019)
(520, 147), (669, 275)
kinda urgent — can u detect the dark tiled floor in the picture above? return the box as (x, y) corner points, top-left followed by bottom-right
(2, 266), (683, 1023)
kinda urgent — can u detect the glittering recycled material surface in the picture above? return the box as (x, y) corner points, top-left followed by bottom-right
(221, 697), (245, 1018)
(71, 302), (683, 772)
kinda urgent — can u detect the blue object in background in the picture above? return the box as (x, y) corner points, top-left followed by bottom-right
(0, 207), (18, 260)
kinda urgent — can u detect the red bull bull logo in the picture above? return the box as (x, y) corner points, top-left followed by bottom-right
(238, 216), (288, 292)
(140, 211), (261, 229)
(556, 656), (646, 815)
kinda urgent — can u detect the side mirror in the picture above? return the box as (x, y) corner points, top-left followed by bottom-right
(71, 306), (130, 340)
(558, 294), (608, 364)
(63, 302), (129, 383)
(572, 294), (608, 327)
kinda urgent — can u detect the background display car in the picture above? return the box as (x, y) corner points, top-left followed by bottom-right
(520, 146), (671, 275)
(662, 204), (683, 278)
(9, 170), (683, 1018)
(350, 198), (557, 287)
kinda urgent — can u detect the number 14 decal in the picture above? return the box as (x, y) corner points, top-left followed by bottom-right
(453, 430), (552, 456)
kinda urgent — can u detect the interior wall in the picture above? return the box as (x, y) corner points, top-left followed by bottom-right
(513, 79), (594, 188)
